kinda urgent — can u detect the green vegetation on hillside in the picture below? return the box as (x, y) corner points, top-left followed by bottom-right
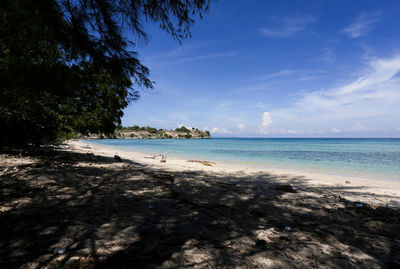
(175, 126), (191, 133)
(114, 125), (210, 139)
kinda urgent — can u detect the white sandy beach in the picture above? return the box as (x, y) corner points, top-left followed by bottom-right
(69, 139), (400, 207)
(3, 140), (400, 268)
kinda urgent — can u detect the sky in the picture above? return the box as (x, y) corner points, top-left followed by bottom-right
(121, 0), (400, 138)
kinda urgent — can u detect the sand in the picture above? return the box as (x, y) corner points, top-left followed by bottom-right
(0, 140), (400, 268)
(72, 139), (400, 207)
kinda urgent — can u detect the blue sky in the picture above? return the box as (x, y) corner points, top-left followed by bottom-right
(122, 0), (400, 137)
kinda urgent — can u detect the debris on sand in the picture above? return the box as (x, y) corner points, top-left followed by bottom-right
(160, 159), (166, 163)
(346, 180), (351, 184)
(187, 160), (216, 166)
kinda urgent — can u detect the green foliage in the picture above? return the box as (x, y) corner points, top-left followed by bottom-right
(143, 126), (156, 133)
(0, 0), (211, 147)
(175, 126), (190, 133)
(163, 133), (172, 139)
(57, 131), (79, 142)
(123, 125), (141, 131)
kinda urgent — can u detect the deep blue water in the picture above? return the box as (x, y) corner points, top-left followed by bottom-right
(86, 138), (400, 181)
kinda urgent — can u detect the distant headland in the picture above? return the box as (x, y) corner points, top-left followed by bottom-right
(85, 125), (211, 139)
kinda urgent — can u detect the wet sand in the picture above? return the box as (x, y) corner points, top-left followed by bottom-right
(0, 141), (400, 268)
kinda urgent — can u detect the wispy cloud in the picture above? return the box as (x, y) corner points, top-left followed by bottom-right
(343, 11), (381, 38)
(143, 44), (237, 67)
(269, 55), (400, 133)
(261, 15), (317, 38)
(310, 47), (335, 63)
(259, 69), (301, 79)
(257, 69), (325, 81)
(297, 75), (322, 81)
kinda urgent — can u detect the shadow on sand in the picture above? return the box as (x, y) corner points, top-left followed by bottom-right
(0, 147), (399, 268)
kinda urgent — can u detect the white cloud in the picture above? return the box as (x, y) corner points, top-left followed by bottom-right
(260, 112), (273, 134)
(211, 127), (229, 134)
(143, 44), (237, 67)
(351, 123), (367, 132)
(258, 69), (325, 81)
(331, 128), (341, 133)
(269, 55), (400, 134)
(337, 56), (400, 95)
(262, 112), (272, 127)
(237, 123), (245, 131)
(178, 124), (192, 130)
(261, 15), (316, 38)
(343, 12), (381, 38)
(261, 69), (299, 79)
(396, 127), (400, 131)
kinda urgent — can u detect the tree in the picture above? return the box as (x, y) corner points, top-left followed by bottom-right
(145, 126), (157, 134)
(175, 126), (190, 133)
(0, 0), (211, 147)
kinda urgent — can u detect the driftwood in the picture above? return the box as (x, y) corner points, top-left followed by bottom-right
(144, 151), (182, 160)
(187, 160), (216, 166)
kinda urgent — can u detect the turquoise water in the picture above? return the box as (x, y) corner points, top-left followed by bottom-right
(86, 138), (400, 181)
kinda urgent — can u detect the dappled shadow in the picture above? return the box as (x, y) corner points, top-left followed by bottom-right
(1, 147), (400, 268)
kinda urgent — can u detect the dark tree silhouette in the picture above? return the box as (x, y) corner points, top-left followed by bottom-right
(0, 0), (211, 147)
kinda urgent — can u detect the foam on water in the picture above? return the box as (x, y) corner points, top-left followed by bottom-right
(86, 138), (400, 181)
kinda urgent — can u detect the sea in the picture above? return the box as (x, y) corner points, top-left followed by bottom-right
(86, 138), (400, 181)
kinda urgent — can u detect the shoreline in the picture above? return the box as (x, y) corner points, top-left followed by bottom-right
(70, 139), (400, 207)
(84, 139), (400, 182)
(2, 140), (400, 268)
